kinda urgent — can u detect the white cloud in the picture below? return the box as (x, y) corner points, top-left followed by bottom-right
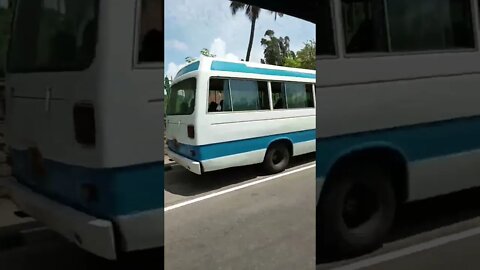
(209, 38), (240, 61)
(209, 38), (226, 57)
(166, 62), (185, 79)
(224, 53), (240, 61)
(166, 39), (189, 51)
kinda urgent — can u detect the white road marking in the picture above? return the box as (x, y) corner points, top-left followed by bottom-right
(165, 163), (316, 212)
(332, 226), (480, 270)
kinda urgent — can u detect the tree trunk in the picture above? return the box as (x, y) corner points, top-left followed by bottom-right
(245, 17), (256, 61)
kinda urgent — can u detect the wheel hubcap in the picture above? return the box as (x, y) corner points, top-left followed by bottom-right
(272, 150), (284, 165)
(342, 183), (380, 229)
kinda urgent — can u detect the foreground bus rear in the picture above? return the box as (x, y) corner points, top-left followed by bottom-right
(4, 0), (164, 259)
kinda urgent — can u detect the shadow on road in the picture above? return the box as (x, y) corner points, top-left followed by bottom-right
(164, 153), (315, 196)
(317, 186), (480, 265)
(0, 228), (165, 270)
(389, 186), (480, 242)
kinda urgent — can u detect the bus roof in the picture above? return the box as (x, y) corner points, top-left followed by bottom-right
(173, 56), (316, 82)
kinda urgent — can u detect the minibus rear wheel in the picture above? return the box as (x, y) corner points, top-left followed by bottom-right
(263, 142), (290, 174)
(317, 163), (396, 258)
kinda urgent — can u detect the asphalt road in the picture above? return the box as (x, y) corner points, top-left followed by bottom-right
(317, 186), (480, 270)
(164, 154), (316, 270)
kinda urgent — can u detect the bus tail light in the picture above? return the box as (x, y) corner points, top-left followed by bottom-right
(74, 103), (96, 146)
(187, 125), (195, 139)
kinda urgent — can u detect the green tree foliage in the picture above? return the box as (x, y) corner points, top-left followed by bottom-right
(260, 30), (294, 66)
(294, 40), (316, 70)
(229, 2), (282, 62)
(283, 40), (317, 70)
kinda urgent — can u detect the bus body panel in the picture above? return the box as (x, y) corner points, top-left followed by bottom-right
(317, 55), (480, 203)
(97, 0), (163, 168)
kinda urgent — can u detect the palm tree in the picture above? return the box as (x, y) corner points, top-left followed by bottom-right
(230, 1), (283, 61)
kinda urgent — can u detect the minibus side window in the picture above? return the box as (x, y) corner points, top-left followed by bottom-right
(284, 82), (314, 109)
(229, 79), (269, 112)
(387, 0), (474, 52)
(318, 0), (336, 55)
(137, 0), (163, 63)
(341, 0), (388, 54)
(271, 82), (287, 110)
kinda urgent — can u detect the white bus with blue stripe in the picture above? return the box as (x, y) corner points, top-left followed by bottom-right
(166, 57), (315, 175)
(3, 0), (163, 260)
(317, 0), (480, 258)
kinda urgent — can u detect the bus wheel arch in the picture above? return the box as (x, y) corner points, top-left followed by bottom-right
(323, 146), (409, 204)
(317, 146), (409, 258)
(262, 139), (293, 174)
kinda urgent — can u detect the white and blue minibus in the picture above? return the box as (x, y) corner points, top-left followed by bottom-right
(166, 57), (316, 175)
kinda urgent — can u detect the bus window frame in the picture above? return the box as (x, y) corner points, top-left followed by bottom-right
(132, 0), (163, 70)
(339, 0), (479, 59)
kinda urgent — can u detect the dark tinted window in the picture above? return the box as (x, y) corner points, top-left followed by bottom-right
(285, 82), (315, 109)
(388, 0), (474, 51)
(230, 79), (269, 111)
(8, 0), (99, 72)
(208, 78), (232, 112)
(138, 0), (164, 63)
(271, 82), (286, 109)
(318, 0), (336, 55)
(341, 0), (388, 53)
(167, 78), (196, 115)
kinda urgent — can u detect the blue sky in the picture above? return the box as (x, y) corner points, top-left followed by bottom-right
(165, 0), (315, 79)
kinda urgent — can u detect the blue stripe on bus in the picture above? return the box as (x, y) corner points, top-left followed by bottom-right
(168, 129), (315, 161)
(10, 149), (164, 219)
(175, 61), (200, 78)
(211, 61), (316, 79)
(316, 115), (480, 179)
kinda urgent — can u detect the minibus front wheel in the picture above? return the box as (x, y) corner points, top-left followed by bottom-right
(317, 163), (396, 259)
(262, 142), (291, 174)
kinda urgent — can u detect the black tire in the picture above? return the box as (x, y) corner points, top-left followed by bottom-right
(262, 142), (290, 174)
(317, 164), (396, 259)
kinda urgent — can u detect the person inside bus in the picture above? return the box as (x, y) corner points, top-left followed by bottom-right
(208, 101), (218, 112)
(217, 100), (224, 111)
(274, 98), (284, 109)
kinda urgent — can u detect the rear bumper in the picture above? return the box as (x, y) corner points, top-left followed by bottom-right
(116, 208), (164, 252)
(1, 177), (117, 260)
(166, 148), (202, 175)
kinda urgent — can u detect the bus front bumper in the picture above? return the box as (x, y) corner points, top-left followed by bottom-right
(1, 177), (117, 260)
(166, 149), (202, 175)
